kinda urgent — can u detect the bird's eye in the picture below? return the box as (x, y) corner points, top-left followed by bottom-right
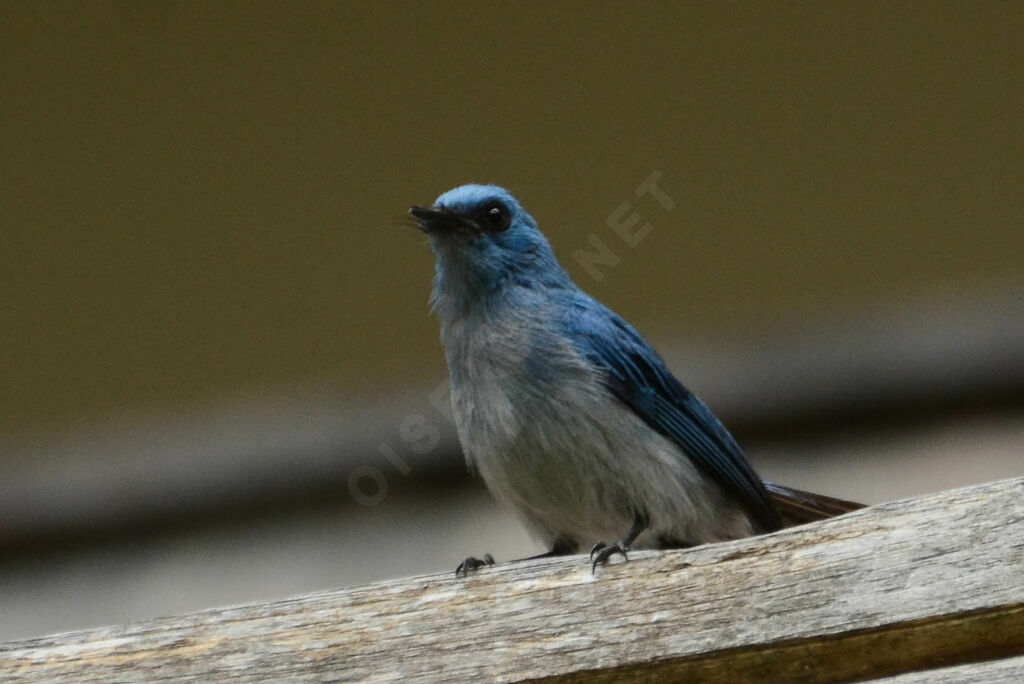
(481, 202), (511, 232)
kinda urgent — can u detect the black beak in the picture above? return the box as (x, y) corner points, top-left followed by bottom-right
(409, 206), (475, 234)
(409, 206), (444, 226)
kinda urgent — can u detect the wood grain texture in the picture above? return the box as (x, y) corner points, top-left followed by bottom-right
(1, 477), (1023, 683)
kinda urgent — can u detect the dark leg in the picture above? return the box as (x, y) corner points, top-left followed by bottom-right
(590, 512), (649, 572)
(454, 554), (495, 577)
(454, 538), (575, 577)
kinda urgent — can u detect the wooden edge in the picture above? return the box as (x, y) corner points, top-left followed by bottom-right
(545, 604), (1024, 682)
(1, 476), (1022, 682)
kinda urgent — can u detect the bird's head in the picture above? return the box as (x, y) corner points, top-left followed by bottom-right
(410, 184), (569, 311)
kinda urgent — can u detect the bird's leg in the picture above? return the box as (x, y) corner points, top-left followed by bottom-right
(454, 538), (574, 577)
(454, 554), (495, 577)
(590, 511), (649, 572)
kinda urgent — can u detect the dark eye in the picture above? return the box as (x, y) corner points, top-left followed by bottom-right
(480, 202), (511, 231)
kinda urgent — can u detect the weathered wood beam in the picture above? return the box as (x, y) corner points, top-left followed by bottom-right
(2, 477), (1022, 682)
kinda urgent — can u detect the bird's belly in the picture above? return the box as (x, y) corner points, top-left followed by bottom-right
(454, 368), (756, 549)
(459, 382), (633, 544)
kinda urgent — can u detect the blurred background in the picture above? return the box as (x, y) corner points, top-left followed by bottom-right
(2, 2), (1022, 641)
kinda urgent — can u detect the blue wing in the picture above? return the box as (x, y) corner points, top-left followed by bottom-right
(565, 297), (782, 532)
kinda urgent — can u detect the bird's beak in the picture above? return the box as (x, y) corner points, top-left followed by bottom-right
(409, 206), (475, 235)
(409, 206), (445, 229)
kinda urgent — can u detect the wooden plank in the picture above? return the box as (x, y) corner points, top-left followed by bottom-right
(1, 477), (1022, 682)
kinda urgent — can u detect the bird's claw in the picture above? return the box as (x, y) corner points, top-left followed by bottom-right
(455, 553), (494, 577)
(590, 541), (628, 572)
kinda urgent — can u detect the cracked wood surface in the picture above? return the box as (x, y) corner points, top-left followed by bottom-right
(1, 476), (1023, 682)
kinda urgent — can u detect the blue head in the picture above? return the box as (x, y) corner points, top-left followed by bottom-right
(410, 184), (571, 315)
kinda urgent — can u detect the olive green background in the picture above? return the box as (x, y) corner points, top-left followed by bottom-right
(3, 1), (1022, 444)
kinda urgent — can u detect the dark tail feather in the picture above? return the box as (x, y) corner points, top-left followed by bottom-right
(763, 481), (866, 527)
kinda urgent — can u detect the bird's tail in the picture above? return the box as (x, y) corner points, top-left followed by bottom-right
(763, 481), (866, 527)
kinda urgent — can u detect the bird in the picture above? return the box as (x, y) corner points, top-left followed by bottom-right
(409, 184), (863, 575)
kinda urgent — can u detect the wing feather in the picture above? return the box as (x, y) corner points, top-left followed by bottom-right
(565, 299), (782, 532)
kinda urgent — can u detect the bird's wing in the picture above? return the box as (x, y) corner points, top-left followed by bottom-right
(565, 299), (782, 532)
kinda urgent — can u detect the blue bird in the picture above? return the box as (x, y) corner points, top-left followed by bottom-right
(410, 184), (861, 574)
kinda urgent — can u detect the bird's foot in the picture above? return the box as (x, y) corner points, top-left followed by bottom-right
(590, 541), (628, 572)
(454, 553), (494, 577)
